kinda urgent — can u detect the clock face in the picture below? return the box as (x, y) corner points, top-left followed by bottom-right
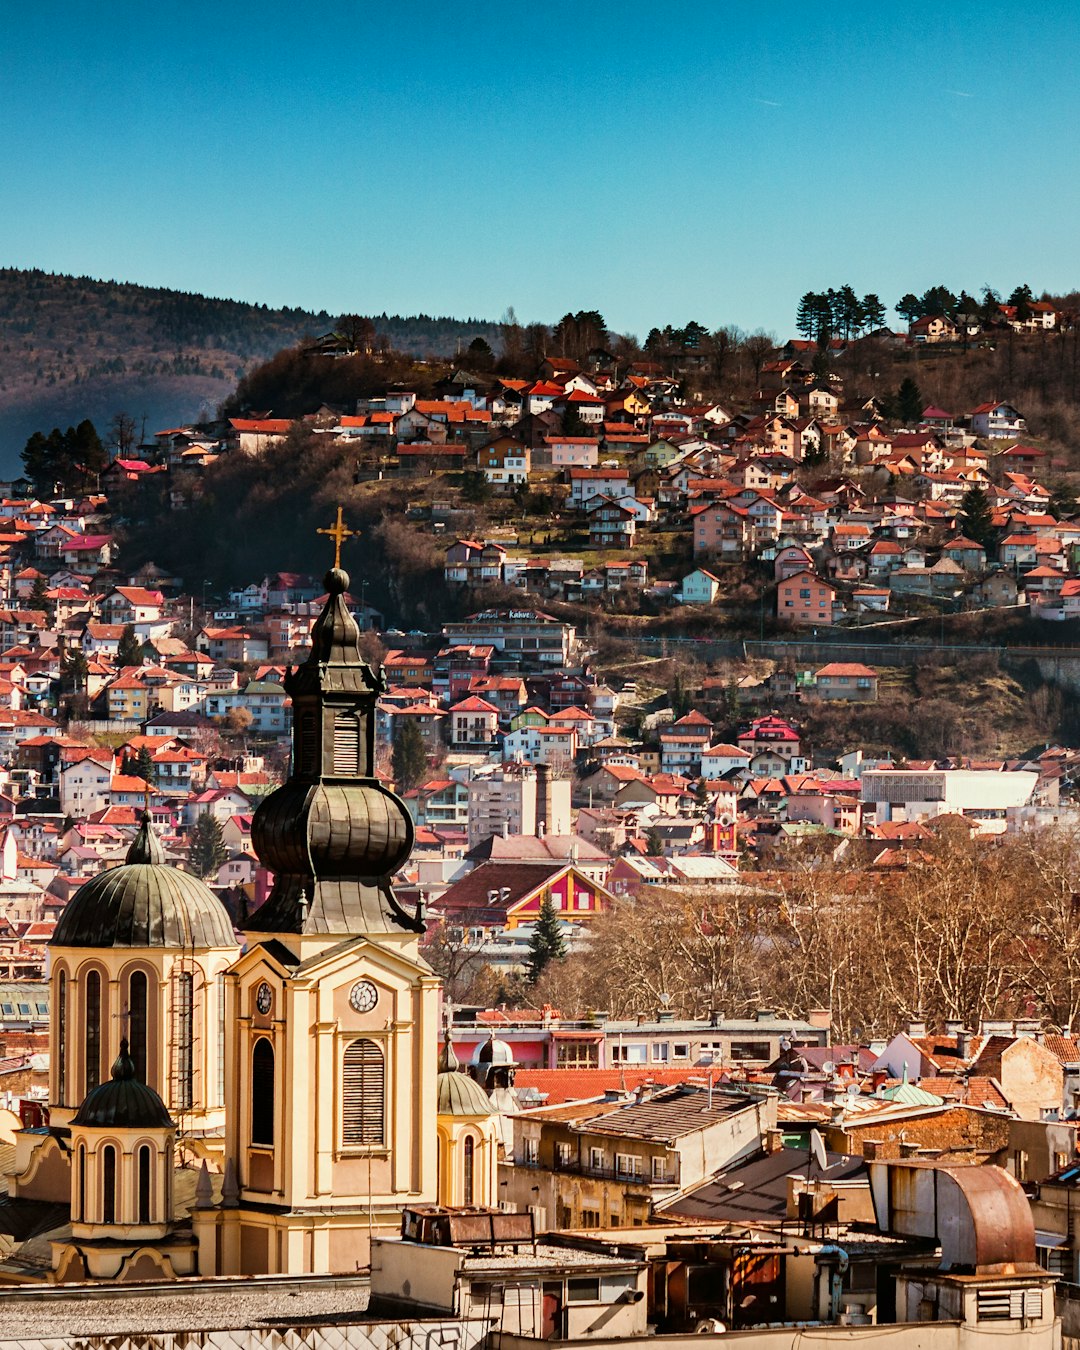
(255, 981), (273, 1015)
(349, 980), (378, 1013)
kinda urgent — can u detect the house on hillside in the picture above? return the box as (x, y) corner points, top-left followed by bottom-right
(776, 570), (837, 626)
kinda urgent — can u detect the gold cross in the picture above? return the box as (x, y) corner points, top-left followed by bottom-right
(316, 505), (356, 569)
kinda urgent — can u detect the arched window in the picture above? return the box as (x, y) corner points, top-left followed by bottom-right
(463, 1134), (475, 1206)
(76, 1143), (85, 1222)
(84, 970), (101, 1093)
(56, 970), (67, 1103)
(251, 1038), (275, 1146)
(129, 971), (148, 1082)
(173, 972), (193, 1110)
(216, 972), (226, 1108)
(102, 1144), (116, 1224)
(342, 1039), (384, 1146)
(137, 1144), (152, 1223)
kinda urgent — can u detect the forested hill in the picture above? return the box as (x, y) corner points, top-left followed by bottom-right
(0, 268), (499, 473)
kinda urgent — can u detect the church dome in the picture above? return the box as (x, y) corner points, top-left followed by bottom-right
(437, 1034), (496, 1116)
(471, 1034), (517, 1068)
(52, 814), (236, 950)
(72, 1041), (174, 1130)
(437, 1070), (496, 1118)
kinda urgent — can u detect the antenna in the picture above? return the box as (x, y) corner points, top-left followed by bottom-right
(809, 1128), (828, 1173)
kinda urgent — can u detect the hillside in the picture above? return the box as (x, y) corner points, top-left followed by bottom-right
(0, 269), (500, 473)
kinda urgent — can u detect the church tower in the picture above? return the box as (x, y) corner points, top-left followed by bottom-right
(197, 520), (439, 1276)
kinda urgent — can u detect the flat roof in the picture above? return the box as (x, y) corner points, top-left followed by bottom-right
(0, 1276), (378, 1336)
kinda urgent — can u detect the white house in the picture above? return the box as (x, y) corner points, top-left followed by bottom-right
(970, 401), (1026, 440)
(678, 568), (721, 605)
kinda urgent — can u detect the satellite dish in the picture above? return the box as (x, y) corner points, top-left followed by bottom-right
(846, 1082), (860, 1097)
(821, 1059), (835, 1076)
(809, 1128), (828, 1173)
(780, 1037), (792, 1052)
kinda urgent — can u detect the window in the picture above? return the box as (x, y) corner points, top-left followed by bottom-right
(651, 1043), (670, 1063)
(173, 972), (193, 1110)
(251, 1037), (275, 1146)
(611, 1043), (647, 1064)
(342, 1039), (385, 1146)
(579, 1211), (600, 1231)
(554, 1141), (573, 1168)
(85, 970), (101, 1093)
(673, 1042), (690, 1059)
(56, 971), (66, 1102)
(333, 710), (360, 775)
(616, 1153), (642, 1179)
(729, 1040), (771, 1061)
(568, 1277), (601, 1301)
(216, 972), (227, 1109)
(129, 971), (148, 1082)
(102, 1144), (116, 1224)
(137, 1144), (152, 1223)
(76, 1143), (86, 1221)
(523, 1136), (539, 1165)
(652, 1155), (668, 1181)
(463, 1134), (475, 1206)
(699, 1041), (723, 1063)
(17, 1002), (29, 1015)
(589, 1147), (605, 1170)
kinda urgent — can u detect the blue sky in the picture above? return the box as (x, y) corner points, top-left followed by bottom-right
(2, 1), (1078, 340)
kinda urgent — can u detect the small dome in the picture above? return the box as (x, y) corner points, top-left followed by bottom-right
(52, 814), (236, 950)
(437, 1070), (496, 1118)
(471, 1034), (517, 1068)
(72, 1041), (174, 1130)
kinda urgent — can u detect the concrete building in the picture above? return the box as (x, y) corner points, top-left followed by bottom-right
(467, 765), (570, 847)
(860, 768), (1039, 833)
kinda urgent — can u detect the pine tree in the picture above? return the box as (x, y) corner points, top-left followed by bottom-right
(117, 624), (143, 667)
(391, 719), (428, 792)
(134, 745), (156, 784)
(527, 891), (567, 984)
(895, 377), (924, 425)
(960, 486), (995, 548)
(188, 810), (227, 879)
(861, 293), (886, 333)
(645, 826), (665, 856)
(29, 574), (49, 614)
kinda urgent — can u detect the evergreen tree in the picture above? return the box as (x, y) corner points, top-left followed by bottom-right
(895, 377), (924, 425)
(795, 292), (819, 339)
(117, 624), (143, 667)
(62, 646), (89, 693)
(188, 810), (227, 879)
(391, 718), (428, 792)
(896, 293), (922, 324)
(134, 745), (156, 784)
(861, 293), (886, 332)
(28, 574), (49, 614)
(960, 486), (996, 548)
(527, 891), (567, 984)
(645, 826), (665, 856)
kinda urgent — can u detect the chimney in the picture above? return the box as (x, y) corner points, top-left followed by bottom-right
(536, 762), (553, 838)
(871, 1069), (888, 1092)
(808, 1008), (832, 1031)
(957, 1029), (973, 1059)
(944, 1019), (963, 1037)
(907, 1018), (927, 1038)
(766, 1127), (785, 1154)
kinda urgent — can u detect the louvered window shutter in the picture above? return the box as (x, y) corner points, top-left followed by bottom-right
(333, 711), (360, 776)
(343, 1039), (385, 1145)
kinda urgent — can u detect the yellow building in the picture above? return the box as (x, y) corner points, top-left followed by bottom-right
(4, 541), (448, 1282)
(194, 559), (440, 1274)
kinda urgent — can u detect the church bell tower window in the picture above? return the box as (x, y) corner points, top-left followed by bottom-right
(102, 1144), (116, 1224)
(84, 970), (101, 1093)
(138, 1144), (152, 1223)
(129, 970), (148, 1082)
(342, 1038), (385, 1146)
(251, 1037), (275, 1146)
(56, 970), (66, 1103)
(333, 709), (361, 776)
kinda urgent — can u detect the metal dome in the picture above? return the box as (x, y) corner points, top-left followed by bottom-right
(71, 1041), (174, 1130)
(437, 1070), (496, 1118)
(51, 814), (237, 950)
(471, 1034), (517, 1067)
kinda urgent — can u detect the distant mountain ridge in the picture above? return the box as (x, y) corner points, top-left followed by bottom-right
(0, 267), (500, 474)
